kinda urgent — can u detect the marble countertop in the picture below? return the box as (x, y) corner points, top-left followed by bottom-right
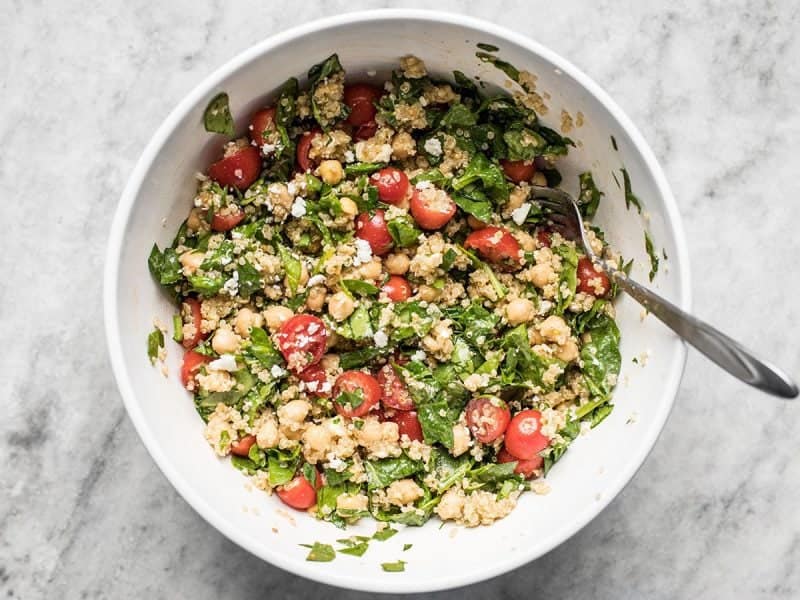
(3, 1), (799, 598)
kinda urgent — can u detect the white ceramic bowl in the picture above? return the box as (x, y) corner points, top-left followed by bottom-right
(104, 10), (690, 594)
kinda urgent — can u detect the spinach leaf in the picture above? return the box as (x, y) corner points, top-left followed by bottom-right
(410, 169), (449, 188)
(499, 325), (563, 391)
(148, 244), (182, 286)
(417, 400), (459, 449)
(335, 388), (364, 411)
(338, 346), (388, 370)
(277, 244), (302, 294)
(428, 448), (471, 491)
(644, 231), (659, 281)
(275, 77), (299, 127)
(236, 262), (262, 298)
(476, 51), (520, 82)
(468, 462), (518, 485)
(341, 279), (380, 297)
(197, 369), (255, 409)
(244, 327), (283, 370)
(440, 103), (477, 128)
(200, 239), (235, 271)
(389, 302), (434, 343)
(147, 327), (164, 364)
(580, 314), (621, 400)
(231, 455), (258, 474)
(344, 162), (385, 176)
(445, 301), (499, 348)
(267, 446), (301, 487)
(578, 172), (603, 218)
(536, 125), (574, 156)
(452, 70), (482, 106)
(386, 215), (421, 248)
(451, 153), (508, 201)
(187, 273), (225, 297)
(307, 54), (349, 129)
(452, 185), (494, 223)
(553, 243), (578, 313)
(503, 127), (547, 161)
(203, 92), (235, 135)
(542, 419), (580, 475)
(364, 455), (423, 490)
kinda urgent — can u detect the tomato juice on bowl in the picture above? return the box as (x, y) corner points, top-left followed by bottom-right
(105, 10), (689, 593)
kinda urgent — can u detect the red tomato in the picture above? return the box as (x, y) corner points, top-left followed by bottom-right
(370, 167), (409, 205)
(333, 370), (381, 418)
(465, 397), (511, 444)
(249, 107), (276, 148)
(410, 187), (457, 230)
(381, 276), (412, 302)
(577, 256), (611, 297)
(297, 364), (332, 398)
(180, 350), (210, 389)
(230, 434), (257, 457)
(348, 101), (377, 127)
(504, 410), (550, 460)
(354, 120), (378, 141)
(355, 209), (393, 256)
(276, 473), (319, 510)
(296, 129), (322, 172)
(497, 446), (543, 479)
(344, 83), (382, 108)
(464, 226), (522, 269)
(536, 229), (552, 248)
(208, 145), (261, 190)
(275, 315), (328, 372)
(211, 208), (245, 232)
(377, 363), (414, 410)
(180, 298), (204, 349)
(500, 159), (536, 183)
(390, 410), (424, 442)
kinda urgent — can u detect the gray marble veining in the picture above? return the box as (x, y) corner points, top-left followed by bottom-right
(2, 1), (799, 598)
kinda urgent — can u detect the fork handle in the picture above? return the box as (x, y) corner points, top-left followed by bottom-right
(610, 272), (798, 398)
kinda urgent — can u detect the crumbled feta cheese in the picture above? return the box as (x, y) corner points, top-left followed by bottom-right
(327, 456), (347, 470)
(411, 350), (426, 361)
(209, 354), (238, 372)
(291, 197), (307, 218)
(307, 274), (326, 287)
(261, 143), (277, 155)
(287, 181), (297, 196)
(353, 238), (373, 266)
(343, 150), (355, 163)
(270, 364), (286, 378)
(373, 330), (389, 348)
(423, 137), (443, 157)
(511, 202), (532, 225)
(415, 180), (433, 190)
(222, 271), (239, 296)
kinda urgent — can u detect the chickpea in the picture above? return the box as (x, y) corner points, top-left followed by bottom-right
(467, 215), (487, 230)
(277, 399), (311, 424)
(391, 132), (416, 160)
(186, 208), (206, 231)
(306, 286), (327, 312)
(556, 338), (580, 363)
(328, 291), (355, 321)
(319, 353), (340, 372)
(529, 263), (555, 288)
(384, 253), (410, 275)
(264, 305), (293, 332)
(417, 285), (441, 302)
(339, 196), (358, 217)
(233, 307), (263, 338)
(451, 424), (471, 457)
(528, 327), (544, 345)
(359, 258), (383, 280)
(337, 493), (368, 512)
(505, 298), (535, 325)
(386, 479), (424, 505)
(318, 159), (344, 185)
(531, 172), (548, 186)
(179, 250), (205, 275)
(212, 328), (240, 354)
(538, 315), (570, 345)
(256, 415), (279, 449)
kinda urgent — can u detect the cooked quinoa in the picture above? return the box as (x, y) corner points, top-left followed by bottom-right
(147, 54), (623, 529)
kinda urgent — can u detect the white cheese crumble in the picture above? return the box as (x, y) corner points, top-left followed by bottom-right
(423, 137), (443, 157)
(290, 197), (307, 218)
(411, 350), (426, 362)
(510, 202), (532, 225)
(373, 330), (389, 348)
(261, 143), (277, 155)
(209, 354), (238, 372)
(270, 364), (286, 378)
(306, 274), (326, 287)
(415, 180), (433, 190)
(343, 150), (355, 163)
(222, 270), (239, 296)
(353, 238), (373, 266)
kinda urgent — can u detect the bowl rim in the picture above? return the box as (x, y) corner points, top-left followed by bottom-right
(104, 8), (691, 594)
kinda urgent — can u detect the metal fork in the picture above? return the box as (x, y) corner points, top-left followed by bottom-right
(530, 185), (798, 399)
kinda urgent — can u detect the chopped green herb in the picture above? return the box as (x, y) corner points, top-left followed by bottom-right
(644, 231), (659, 281)
(203, 92), (235, 135)
(610, 135), (618, 151)
(403, 543), (413, 551)
(381, 560), (406, 572)
(620, 168), (643, 213)
(171, 314), (183, 343)
(147, 327), (164, 365)
(372, 526), (398, 541)
(302, 542), (336, 562)
(341, 279), (380, 296)
(476, 51), (520, 82)
(338, 542), (369, 557)
(476, 42), (500, 52)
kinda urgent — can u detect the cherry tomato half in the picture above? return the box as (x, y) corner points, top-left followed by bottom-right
(297, 364), (332, 398)
(296, 129), (322, 173)
(180, 350), (210, 389)
(381, 276), (412, 302)
(276, 472), (320, 510)
(410, 187), (457, 230)
(230, 434), (257, 457)
(464, 226), (522, 270)
(497, 446), (543, 479)
(344, 83), (382, 126)
(465, 397), (512, 444)
(208, 144), (261, 190)
(355, 209), (393, 256)
(180, 298), (204, 349)
(500, 159), (536, 184)
(577, 256), (611, 297)
(275, 315), (328, 372)
(211, 207), (245, 232)
(390, 409), (424, 442)
(370, 167), (409, 205)
(377, 363), (414, 411)
(354, 120), (378, 141)
(536, 229), (552, 248)
(249, 107), (276, 148)
(333, 370), (381, 418)
(504, 409), (550, 460)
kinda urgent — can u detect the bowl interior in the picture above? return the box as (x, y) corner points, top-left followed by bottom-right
(105, 11), (689, 594)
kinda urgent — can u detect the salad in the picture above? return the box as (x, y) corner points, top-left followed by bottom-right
(147, 53), (623, 529)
